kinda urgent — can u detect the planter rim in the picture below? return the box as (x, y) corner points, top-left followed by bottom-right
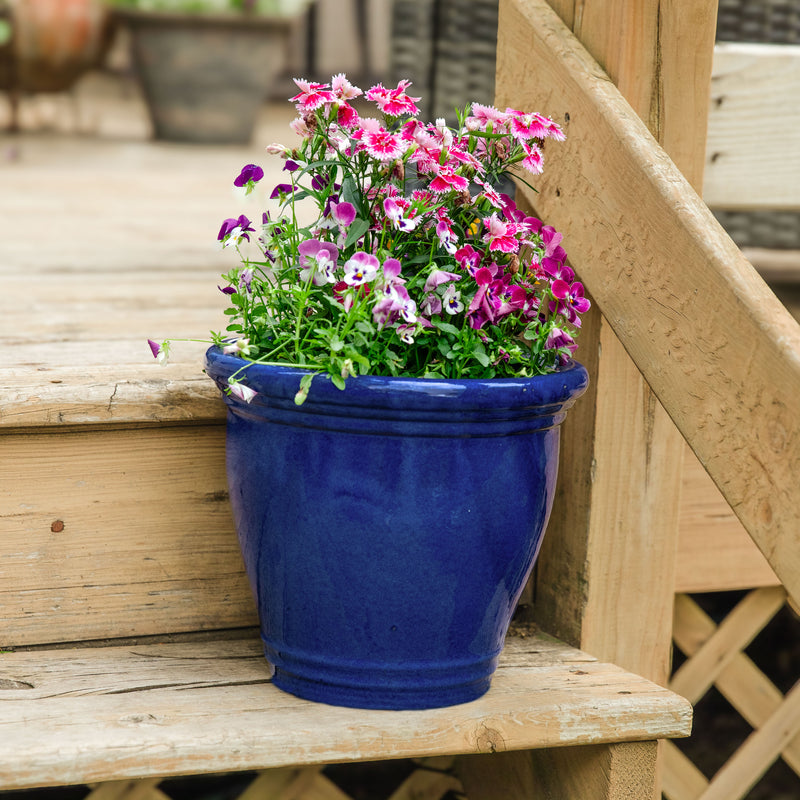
(111, 7), (295, 29)
(205, 345), (589, 413)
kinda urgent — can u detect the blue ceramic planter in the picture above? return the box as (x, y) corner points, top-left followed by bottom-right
(205, 347), (588, 709)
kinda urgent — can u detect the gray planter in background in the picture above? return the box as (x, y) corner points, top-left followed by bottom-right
(115, 9), (294, 144)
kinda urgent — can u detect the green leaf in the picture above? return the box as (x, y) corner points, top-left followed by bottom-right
(340, 175), (362, 207)
(523, 325), (539, 341)
(331, 373), (346, 391)
(344, 218), (371, 249)
(472, 343), (490, 367)
(433, 320), (460, 337)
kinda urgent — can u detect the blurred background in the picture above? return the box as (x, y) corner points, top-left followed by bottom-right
(0, 1), (798, 799)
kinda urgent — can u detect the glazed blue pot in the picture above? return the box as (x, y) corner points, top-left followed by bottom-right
(205, 346), (588, 709)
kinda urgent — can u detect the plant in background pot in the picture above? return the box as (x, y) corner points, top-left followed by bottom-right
(107, 0), (310, 143)
(150, 74), (590, 710)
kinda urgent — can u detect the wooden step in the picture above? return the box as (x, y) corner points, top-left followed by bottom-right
(0, 630), (692, 791)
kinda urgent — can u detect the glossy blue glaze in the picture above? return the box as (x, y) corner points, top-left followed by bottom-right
(205, 347), (589, 709)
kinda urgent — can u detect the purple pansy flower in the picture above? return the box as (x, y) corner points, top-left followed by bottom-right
(217, 215), (255, 247)
(423, 269), (461, 293)
(270, 183), (295, 200)
(442, 284), (464, 314)
(550, 279), (591, 325)
(147, 339), (168, 365)
(234, 164), (264, 188)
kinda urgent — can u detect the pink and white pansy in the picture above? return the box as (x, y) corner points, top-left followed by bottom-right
(343, 252), (379, 286)
(298, 239), (339, 285)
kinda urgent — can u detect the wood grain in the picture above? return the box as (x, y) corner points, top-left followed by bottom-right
(496, 0), (800, 609)
(0, 632), (691, 791)
(1, 272), (227, 429)
(704, 43), (800, 211)
(676, 443), (778, 592)
(0, 425), (256, 646)
(459, 741), (659, 800)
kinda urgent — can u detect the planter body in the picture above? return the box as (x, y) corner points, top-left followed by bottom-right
(116, 10), (292, 144)
(206, 347), (589, 709)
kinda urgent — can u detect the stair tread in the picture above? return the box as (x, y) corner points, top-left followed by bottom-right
(0, 129), (289, 432)
(0, 630), (691, 790)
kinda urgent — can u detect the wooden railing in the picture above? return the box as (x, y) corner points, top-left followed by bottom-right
(497, 0), (800, 613)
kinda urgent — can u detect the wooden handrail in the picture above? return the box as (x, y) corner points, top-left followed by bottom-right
(496, 0), (800, 605)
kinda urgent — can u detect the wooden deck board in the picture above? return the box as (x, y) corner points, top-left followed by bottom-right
(0, 632), (692, 791)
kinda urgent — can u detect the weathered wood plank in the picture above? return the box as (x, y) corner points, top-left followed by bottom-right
(537, 304), (684, 681)
(0, 425), (256, 646)
(676, 443), (778, 592)
(496, 0), (800, 609)
(1, 266), (227, 428)
(1, 633), (596, 699)
(0, 633), (691, 791)
(0, 121), (295, 272)
(704, 43), (800, 211)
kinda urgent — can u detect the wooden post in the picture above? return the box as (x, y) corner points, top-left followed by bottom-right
(518, 0), (717, 685)
(460, 1), (716, 796)
(460, 742), (659, 800)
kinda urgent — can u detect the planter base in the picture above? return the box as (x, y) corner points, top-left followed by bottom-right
(265, 639), (496, 710)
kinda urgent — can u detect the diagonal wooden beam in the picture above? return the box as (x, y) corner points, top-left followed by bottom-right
(496, 0), (800, 607)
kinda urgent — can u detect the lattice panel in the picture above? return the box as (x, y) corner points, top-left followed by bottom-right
(664, 588), (800, 800)
(83, 759), (465, 800)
